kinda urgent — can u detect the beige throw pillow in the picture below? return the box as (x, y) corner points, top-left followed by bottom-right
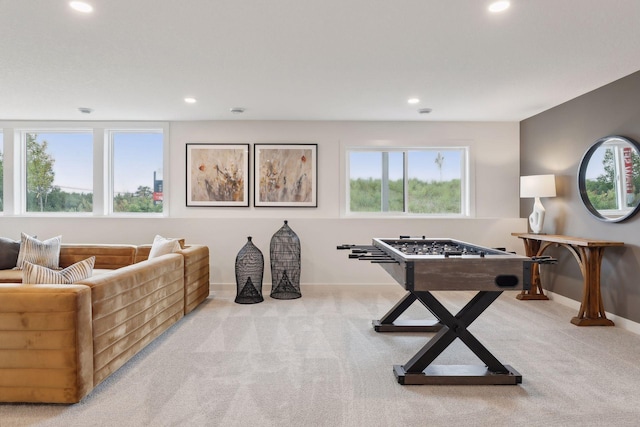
(15, 233), (62, 270)
(148, 235), (181, 259)
(22, 256), (95, 284)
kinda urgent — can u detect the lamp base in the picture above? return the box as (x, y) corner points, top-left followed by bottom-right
(528, 197), (546, 234)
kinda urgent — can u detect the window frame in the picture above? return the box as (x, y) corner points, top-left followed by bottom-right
(1, 121), (168, 217)
(344, 146), (470, 218)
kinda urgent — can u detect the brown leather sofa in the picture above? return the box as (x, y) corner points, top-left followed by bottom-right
(0, 243), (210, 403)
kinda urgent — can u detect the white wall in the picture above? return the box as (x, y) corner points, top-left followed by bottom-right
(1, 120), (527, 285)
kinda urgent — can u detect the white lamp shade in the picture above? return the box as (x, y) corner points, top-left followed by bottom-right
(520, 174), (556, 198)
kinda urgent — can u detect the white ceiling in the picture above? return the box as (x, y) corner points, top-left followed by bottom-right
(2, 0), (640, 122)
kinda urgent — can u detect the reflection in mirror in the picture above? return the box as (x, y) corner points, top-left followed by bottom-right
(578, 135), (640, 222)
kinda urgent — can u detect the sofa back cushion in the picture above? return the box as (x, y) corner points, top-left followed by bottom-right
(134, 245), (152, 263)
(59, 244), (137, 269)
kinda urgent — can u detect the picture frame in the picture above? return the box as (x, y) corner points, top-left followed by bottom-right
(254, 143), (318, 207)
(186, 143), (250, 207)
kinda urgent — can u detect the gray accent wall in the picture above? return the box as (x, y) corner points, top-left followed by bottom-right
(520, 70), (640, 323)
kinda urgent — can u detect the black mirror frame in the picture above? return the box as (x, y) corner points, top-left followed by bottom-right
(577, 135), (640, 223)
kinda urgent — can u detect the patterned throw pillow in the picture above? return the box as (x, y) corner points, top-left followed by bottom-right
(148, 235), (181, 259)
(15, 233), (62, 270)
(22, 257), (95, 284)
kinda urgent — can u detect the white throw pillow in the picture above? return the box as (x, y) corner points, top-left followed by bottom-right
(148, 235), (181, 259)
(22, 256), (95, 284)
(15, 233), (62, 270)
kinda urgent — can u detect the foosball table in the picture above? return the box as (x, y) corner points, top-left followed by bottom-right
(338, 237), (532, 385)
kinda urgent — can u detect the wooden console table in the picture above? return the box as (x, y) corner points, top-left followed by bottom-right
(512, 233), (623, 326)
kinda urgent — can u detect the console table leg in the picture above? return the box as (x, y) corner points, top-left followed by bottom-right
(517, 262), (548, 300)
(516, 238), (549, 300)
(571, 247), (614, 326)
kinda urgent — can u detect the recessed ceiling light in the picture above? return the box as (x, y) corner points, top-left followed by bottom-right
(418, 108), (432, 114)
(69, 1), (93, 13)
(230, 107), (245, 114)
(78, 107), (93, 114)
(184, 97), (197, 104)
(408, 98), (420, 104)
(488, 1), (510, 13)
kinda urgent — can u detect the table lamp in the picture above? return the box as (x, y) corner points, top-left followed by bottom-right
(520, 174), (556, 234)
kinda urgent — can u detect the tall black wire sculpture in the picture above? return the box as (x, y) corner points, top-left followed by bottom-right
(270, 220), (301, 299)
(234, 236), (265, 304)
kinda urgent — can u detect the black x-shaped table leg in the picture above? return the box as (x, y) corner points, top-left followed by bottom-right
(372, 291), (443, 332)
(393, 290), (522, 385)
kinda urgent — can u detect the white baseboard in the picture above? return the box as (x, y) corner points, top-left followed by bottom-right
(547, 290), (640, 335)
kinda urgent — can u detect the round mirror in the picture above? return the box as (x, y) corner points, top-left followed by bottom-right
(578, 135), (640, 222)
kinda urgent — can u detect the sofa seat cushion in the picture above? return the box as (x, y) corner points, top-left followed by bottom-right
(0, 270), (24, 283)
(91, 268), (113, 277)
(0, 266), (111, 284)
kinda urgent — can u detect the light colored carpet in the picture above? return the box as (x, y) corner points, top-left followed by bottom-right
(3, 284), (640, 427)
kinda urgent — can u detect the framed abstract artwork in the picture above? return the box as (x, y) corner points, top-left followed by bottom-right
(254, 144), (318, 207)
(186, 143), (250, 207)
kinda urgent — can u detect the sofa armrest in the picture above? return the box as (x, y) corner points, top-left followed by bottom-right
(178, 245), (210, 314)
(136, 244), (210, 314)
(76, 254), (185, 386)
(0, 284), (94, 403)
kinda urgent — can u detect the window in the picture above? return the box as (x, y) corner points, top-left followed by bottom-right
(0, 132), (3, 211)
(109, 131), (164, 214)
(24, 131), (93, 213)
(7, 124), (166, 216)
(347, 147), (467, 215)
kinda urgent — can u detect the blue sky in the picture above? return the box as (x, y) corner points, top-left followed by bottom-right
(27, 132), (163, 194)
(350, 149), (462, 181)
(585, 148), (606, 180)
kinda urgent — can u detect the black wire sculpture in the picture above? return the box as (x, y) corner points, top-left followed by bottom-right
(270, 220), (301, 299)
(234, 236), (265, 304)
